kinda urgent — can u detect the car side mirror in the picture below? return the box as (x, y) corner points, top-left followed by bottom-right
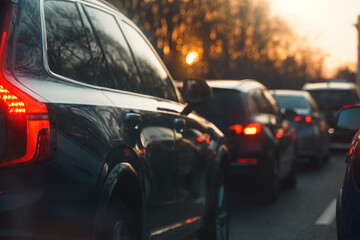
(181, 78), (213, 115)
(337, 105), (360, 130)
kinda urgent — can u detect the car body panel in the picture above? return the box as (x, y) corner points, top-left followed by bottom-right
(0, 0), (229, 239)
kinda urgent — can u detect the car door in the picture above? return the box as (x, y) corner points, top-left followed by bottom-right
(118, 19), (189, 237)
(81, 5), (180, 233)
(263, 90), (294, 177)
(174, 113), (209, 226)
(252, 88), (291, 178)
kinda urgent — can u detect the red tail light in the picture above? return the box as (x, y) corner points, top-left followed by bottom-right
(237, 158), (258, 164)
(243, 123), (261, 135)
(305, 116), (312, 123)
(294, 115), (312, 123)
(276, 132), (283, 139)
(294, 116), (302, 121)
(228, 123), (261, 135)
(0, 10), (50, 168)
(228, 124), (243, 135)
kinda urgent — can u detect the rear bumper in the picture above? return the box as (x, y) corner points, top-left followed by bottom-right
(329, 127), (356, 145)
(0, 161), (98, 239)
(295, 126), (320, 158)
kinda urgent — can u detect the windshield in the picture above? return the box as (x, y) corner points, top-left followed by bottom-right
(273, 94), (309, 110)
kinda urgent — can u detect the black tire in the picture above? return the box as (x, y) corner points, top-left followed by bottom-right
(201, 171), (229, 240)
(323, 154), (330, 164)
(97, 199), (135, 240)
(263, 159), (279, 203)
(284, 158), (297, 189)
(312, 154), (323, 169)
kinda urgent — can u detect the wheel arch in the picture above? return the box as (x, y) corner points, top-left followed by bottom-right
(93, 146), (144, 240)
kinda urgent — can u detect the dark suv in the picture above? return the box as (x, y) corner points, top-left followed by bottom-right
(0, 1), (229, 239)
(303, 82), (360, 147)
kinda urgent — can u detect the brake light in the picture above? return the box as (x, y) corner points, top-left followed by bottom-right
(237, 158), (258, 164)
(294, 115), (312, 123)
(228, 123), (261, 135)
(0, 11), (50, 168)
(228, 124), (243, 135)
(276, 132), (283, 139)
(243, 123), (261, 135)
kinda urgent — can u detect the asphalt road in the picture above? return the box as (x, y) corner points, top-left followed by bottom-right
(228, 150), (348, 240)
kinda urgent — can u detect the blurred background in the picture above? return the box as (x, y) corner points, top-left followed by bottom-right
(107, 0), (360, 89)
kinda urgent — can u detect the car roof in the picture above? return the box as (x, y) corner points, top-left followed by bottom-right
(270, 89), (310, 98)
(302, 82), (358, 91)
(206, 79), (266, 93)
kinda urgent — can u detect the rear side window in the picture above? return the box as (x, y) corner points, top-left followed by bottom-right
(0, 1), (5, 33)
(45, 1), (95, 85)
(252, 89), (276, 114)
(14, 1), (44, 75)
(83, 6), (142, 92)
(195, 88), (247, 119)
(121, 22), (177, 101)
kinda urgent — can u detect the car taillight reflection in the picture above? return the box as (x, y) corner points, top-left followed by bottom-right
(237, 158), (258, 164)
(228, 123), (261, 135)
(243, 123), (261, 135)
(294, 115), (312, 123)
(228, 124), (243, 134)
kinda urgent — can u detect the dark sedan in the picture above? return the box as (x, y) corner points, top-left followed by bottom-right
(271, 90), (330, 167)
(194, 80), (298, 203)
(303, 82), (360, 148)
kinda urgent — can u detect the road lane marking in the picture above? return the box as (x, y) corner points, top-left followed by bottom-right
(315, 198), (337, 225)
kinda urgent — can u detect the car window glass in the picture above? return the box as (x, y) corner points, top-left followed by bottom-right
(195, 88), (247, 119)
(14, 0), (43, 75)
(247, 94), (259, 115)
(264, 91), (280, 114)
(273, 95), (309, 110)
(84, 6), (142, 92)
(45, 1), (95, 85)
(121, 22), (177, 101)
(308, 96), (320, 113)
(252, 89), (273, 114)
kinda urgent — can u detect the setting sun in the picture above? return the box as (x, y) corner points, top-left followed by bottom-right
(186, 51), (199, 65)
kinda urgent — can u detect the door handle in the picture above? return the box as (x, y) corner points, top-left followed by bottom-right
(124, 113), (142, 130)
(174, 118), (186, 132)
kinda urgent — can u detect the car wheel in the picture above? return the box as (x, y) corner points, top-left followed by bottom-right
(312, 154), (323, 169)
(97, 199), (135, 240)
(263, 159), (279, 203)
(201, 171), (229, 240)
(284, 161), (297, 189)
(323, 154), (330, 163)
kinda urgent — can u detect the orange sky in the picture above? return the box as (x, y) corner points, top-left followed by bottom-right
(270, 0), (360, 78)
